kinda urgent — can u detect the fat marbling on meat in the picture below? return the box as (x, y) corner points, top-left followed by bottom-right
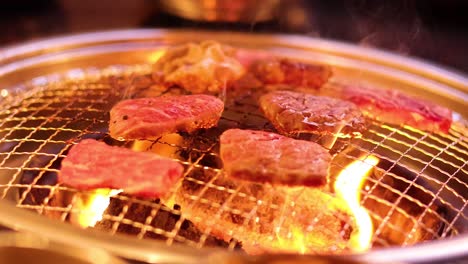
(324, 84), (453, 133)
(58, 139), (183, 198)
(220, 129), (331, 187)
(109, 94), (224, 140)
(259, 90), (366, 137)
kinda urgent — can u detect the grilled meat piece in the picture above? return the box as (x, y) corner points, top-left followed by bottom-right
(109, 94), (224, 140)
(152, 41), (245, 94)
(259, 90), (366, 137)
(324, 84), (452, 133)
(58, 139), (183, 198)
(250, 58), (332, 90)
(174, 169), (354, 254)
(220, 129), (331, 187)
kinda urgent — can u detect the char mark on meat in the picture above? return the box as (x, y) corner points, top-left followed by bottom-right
(58, 139), (183, 199)
(109, 94), (224, 140)
(220, 129), (331, 187)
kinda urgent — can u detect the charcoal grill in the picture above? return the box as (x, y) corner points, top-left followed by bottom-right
(0, 30), (466, 263)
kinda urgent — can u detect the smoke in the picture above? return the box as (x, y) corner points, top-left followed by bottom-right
(345, 0), (429, 56)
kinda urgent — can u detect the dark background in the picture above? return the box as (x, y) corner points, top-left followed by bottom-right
(0, 0), (467, 74)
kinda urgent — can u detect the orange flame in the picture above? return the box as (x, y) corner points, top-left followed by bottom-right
(148, 49), (166, 63)
(75, 189), (122, 228)
(334, 155), (378, 252)
(270, 187), (353, 255)
(275, 226), (308, 254)
(132, 133), (183, 158)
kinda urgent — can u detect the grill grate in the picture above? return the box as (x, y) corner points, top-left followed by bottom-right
(0, 64), (466, 253)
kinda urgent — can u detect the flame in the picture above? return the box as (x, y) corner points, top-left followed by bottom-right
(270, 188), (353, 255)
(132, 133), (184, 159)
(148, 49), (166, 63)
(334, 155), (379, 252)
(275, 226), (307, 254)
(75, 189), (122, 228)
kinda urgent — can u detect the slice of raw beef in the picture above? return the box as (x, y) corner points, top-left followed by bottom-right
(58, 139), (184, 198)
(109, 94), (224, 140)
(324, 84), (453, 133)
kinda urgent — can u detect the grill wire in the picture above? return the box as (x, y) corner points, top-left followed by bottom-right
(0, 64), (466, 253)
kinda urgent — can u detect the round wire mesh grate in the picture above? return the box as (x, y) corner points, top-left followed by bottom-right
(0, 61), (466, 255)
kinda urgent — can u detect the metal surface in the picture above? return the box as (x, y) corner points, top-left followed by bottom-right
(159, 0), (280, 22)
(0, 232), (127, 264)
(0, 29), (466, 263)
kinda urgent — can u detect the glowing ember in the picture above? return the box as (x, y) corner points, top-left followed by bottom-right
(265, 188), (353, 255)
(275, 226), (307, 254)
(132, 133), (184, 159)
(148, 50), (166, 63)
(334, 155), (379, 252)
(75, 189), (122, 228)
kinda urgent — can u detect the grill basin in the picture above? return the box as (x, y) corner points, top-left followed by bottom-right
(0, 30), (466, 263)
